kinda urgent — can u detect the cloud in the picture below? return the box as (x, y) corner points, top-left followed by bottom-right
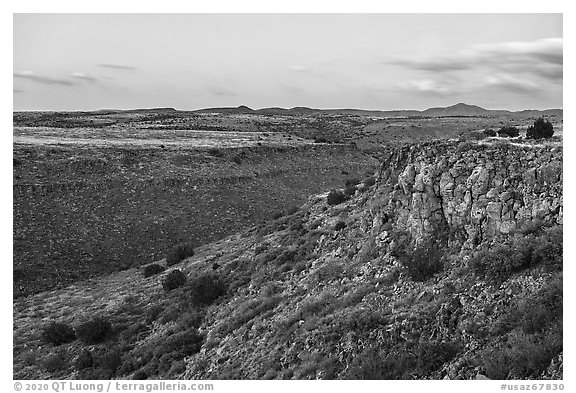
(289, 64), (309, 73)
(14, 70), (74, 86)
(474, 38), (562, 65)
(70, 72), (100, 83)
(484, 74), (540, 93)
(205, 85), (237, 97)
(387, 38), (562, 82)
(281, 84), (304, 94)
(98, 63), (138, 70)
(398, 79), (455, 96)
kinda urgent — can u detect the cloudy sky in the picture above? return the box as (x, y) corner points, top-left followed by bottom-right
(13, 13), (562, 111)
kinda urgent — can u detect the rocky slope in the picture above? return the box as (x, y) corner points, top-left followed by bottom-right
(13, 138), (562, 380)
(13, 144), (377, 297)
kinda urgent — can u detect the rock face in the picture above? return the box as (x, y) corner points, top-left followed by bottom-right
(371, 141), (562, 248)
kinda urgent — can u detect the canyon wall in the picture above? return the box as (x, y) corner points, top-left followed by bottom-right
(367, 140), (562, 248)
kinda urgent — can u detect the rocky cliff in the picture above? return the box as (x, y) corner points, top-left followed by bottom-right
(368, 139), (562, 249)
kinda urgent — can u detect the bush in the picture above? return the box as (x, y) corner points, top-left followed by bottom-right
(42, 350), (67, 372)
(334, 221), (346, 231)
(41, 321), (76, 346)
(344, 185), (356, 196)
(483, 128), (497, 137)
(516, 277), (562, 334)
(398, 240), (445, 282)
(74, 349), (93, 370)
(162, 270), (187, 291)
(188, 274), (226, 306)
(363, 177), (376, 187)
(76, 317), (112, 344)
(327, 190), (346, 206)
(143, 263), (165, 278)
(344, 178), (360, 187)
(480, 328), (562, 379)
(527, 118), (554, 139)
(469, 226), (562, 282)
(155, 330), (204, 358)
(498, 126), (519, 138)
(166, 244), (195, 266)
(271, 211), (284, 220)
(207, 148), (224, 157)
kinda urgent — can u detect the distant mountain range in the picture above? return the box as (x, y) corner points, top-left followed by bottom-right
(20, 103), (562, 118)
(190, 103), (562, 118)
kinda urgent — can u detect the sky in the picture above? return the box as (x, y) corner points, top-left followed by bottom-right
(13, 13), (563, 111)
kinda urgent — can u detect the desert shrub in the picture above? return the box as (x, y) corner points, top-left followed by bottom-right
(97, 348), (123, 373)
(76, 317), (113, 344)
(345, 178), (360, 187)
(145, 304), (164, 324)
(397, 240), (445, 282)
(334, 221), (346, 231)
(363, 177), (376, 187)
(310, 262), (346, 284)
(155, 330), (204, 358)
(483, 128), (497, 137)
(414, 340), (461, 375)
(162, 270), (187, 291)
(142, 263), (165, 278)
(41, 321), (76, 346)
(344, 185), (356, 196)
(42, 350), (67, 372)
(166, 244), (195, 266)
(187, 274), (226, 306)
(274, 249), (297, 267)
(74, 349), (93, 370)
(470, 226), (562, 282)
(526, 118), (554, 139)
(512, 277), (563, 335)
(231, 155), (243, 164)
(327, 190), (346, 205)
(271, 211), (284, 220)
(342, 339), (459, 379)
(498, 126), (519, 138)
(215, 296), (282, 337)
(480, 327), (562, 379)
(207, 148), (224, 157)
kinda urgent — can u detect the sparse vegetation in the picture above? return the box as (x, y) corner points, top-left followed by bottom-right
(76, 317), (112, 345)
(142, 263), (165, 278)
(327, 190), (346, 205)
(527, 118), (554, 139)
(397, 239), (445, 282)
(41, 322), (76, 346)
(363, 177), (376, 187)
(166, 244), (195, 266)
(334, 221), (346, 231)
(162, 270), (187, 291)
(498, 126), (519, 138)
(186, 274), (227, 306)
(469, 225), (562, 282)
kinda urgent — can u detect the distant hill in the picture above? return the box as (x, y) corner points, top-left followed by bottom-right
(422, 103), (492, 117)
(14, 104), (563, 119)
(189, 103), (561, 118)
